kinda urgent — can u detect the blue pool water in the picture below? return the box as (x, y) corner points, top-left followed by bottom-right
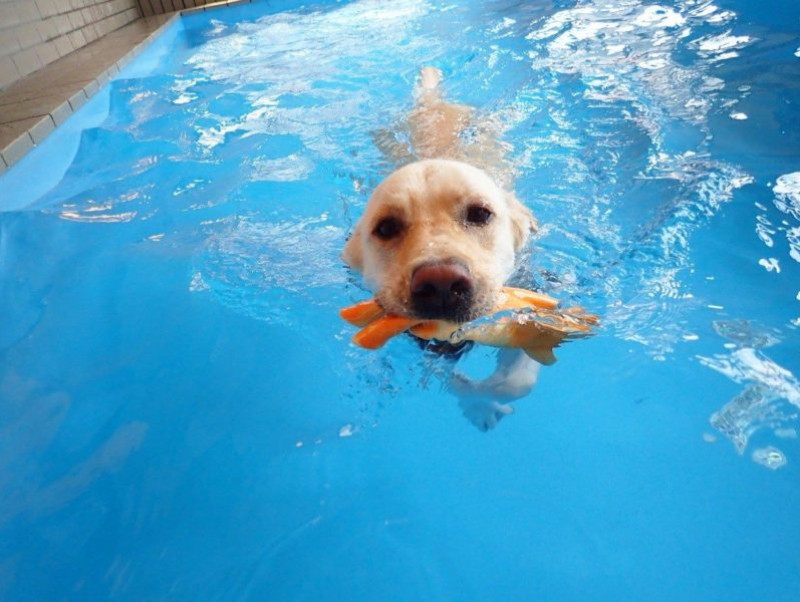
(2, 0), (800, 599)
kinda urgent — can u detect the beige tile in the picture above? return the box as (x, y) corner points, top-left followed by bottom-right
(45, 69), (94, 87)
(35, 0), (61, 19)
(29, 114), (56, 144)
(95, 16), (113, 37)
(11, 47), (43, 79)
(14, 23), (43, 51)
(17, 1), (43, 23)
(0, 56), (20, 90)
(67, 29), (87, 51)
(68, 9), (86, 31)
(0, 31), (23, 60)
(1, 127), (35, 168)
(81, 23), (99, 44)
(86, 4), (103, 21)
(0, 5), (23, 30)
(35, 41), (60, 67)
(35, 17), (61, 43)
(0, 117), (41, 144)
(82, 78), (99, 98)
(67, 89), (87, 111)
(54, 14), (73, 35)
(0, 87), (47, 108)
(0, 94), (57, 124)
(94, 70), (110, 88)
(53, 34), (74, 57)
(50, 100), (73, 126)
(123, 8), (139, 24)
(115, 53), (132, 71)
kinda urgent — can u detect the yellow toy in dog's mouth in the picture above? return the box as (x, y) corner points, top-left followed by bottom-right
(340, 287), (598, 365)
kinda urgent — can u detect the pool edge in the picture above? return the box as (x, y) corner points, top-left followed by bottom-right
(0, 4), (260, 176)
(0, 14), (180, 176)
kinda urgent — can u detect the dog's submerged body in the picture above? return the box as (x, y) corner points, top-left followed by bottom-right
(344, 68), (541, 430)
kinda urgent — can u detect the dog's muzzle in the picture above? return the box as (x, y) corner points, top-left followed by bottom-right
(409, 260), (474, 322)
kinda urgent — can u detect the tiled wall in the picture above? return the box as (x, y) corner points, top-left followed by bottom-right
(138, 1), (217, 16)
(0, 0), (142, 90)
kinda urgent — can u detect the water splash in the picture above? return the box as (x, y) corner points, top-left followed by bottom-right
(518, 0), (754, 357)
(701, 321), (800, 463)
(751, 446), (787, 470)
(772, 172), (800, 264)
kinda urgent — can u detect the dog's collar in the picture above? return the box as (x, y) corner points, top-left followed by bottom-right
(410, 333), (474, 359)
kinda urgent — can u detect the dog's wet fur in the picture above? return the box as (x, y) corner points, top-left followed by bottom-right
(343, 68), (542, 430)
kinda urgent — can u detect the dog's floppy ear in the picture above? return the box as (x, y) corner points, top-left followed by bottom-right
(507, 192), (537, 251)
(342, 224), (364, 270)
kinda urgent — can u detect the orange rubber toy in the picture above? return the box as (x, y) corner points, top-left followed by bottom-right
(340, 287), (597, 364)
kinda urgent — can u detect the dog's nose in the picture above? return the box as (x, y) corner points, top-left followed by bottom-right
(410, 261), (474, 321)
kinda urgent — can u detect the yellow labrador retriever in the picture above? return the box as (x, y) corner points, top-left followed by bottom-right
(343, 68), (540, 430)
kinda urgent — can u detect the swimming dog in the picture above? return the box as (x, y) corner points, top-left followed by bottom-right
(343, 68), (541, 430)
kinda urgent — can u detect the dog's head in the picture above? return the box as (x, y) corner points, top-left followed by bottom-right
(343, 159), (536, 323)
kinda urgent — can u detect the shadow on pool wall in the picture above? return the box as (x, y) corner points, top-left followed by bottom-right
(0, 0), (799, 600)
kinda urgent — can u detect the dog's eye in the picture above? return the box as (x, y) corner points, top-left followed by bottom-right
(466, 205), (493, 226)
(373, 217), (404, 240)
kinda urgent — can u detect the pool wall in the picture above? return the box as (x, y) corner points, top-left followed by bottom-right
(0, 0), (142, 90)
(0, 1), (263, 181)
(139, 0), (245, 17)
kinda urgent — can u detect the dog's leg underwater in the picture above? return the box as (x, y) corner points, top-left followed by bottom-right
(450, 349), (541, 431)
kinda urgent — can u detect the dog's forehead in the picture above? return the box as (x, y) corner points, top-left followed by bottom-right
(368, 160), (501, 214)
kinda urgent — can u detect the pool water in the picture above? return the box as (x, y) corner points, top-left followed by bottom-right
(1, 0), (800, 599)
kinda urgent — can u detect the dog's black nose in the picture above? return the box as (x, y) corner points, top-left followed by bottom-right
(410, 261), (474, 322)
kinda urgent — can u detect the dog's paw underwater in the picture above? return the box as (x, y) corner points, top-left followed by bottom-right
(340, 286), (598, 364)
